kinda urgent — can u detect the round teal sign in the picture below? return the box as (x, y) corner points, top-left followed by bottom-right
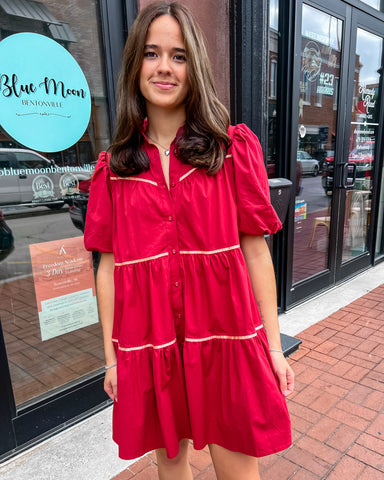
(0, 33), (91, 152)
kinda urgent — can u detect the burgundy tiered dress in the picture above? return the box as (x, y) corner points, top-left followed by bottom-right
(84, 123), (292, 460)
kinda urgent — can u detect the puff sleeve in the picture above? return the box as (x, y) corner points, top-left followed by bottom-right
(230, 124), (282, 236)
(84, 152), (113, 252)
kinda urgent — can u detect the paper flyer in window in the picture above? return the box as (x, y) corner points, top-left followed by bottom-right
(29, 236), (98, 341)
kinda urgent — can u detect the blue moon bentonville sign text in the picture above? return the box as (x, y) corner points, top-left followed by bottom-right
(0, 33), (91, 152)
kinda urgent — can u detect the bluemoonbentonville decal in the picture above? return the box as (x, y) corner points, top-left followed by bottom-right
(0, 33), (91, 152)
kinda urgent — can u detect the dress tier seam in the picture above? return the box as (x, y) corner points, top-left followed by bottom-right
(179, 168), (197, 182)
(178, 154), (232, 182)
(110, 176), (158, 186)
(109, 155), (232, 186)
(185, 324), (263, 342)
(111, 325), (263, 352)
(115, 339), (177, 352)
(114, 245), (241, 267)
(179, 245), (240, 255)
(114, 252), (169, 266)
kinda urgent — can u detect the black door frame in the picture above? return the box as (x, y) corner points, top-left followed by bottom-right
(0, 0), (135, 462)
(285, 0), (384, 308)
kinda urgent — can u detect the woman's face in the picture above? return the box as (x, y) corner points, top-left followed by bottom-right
(139, 15), (189, 113)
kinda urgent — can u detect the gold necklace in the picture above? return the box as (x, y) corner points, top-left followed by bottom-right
(147, 134), (170, 156)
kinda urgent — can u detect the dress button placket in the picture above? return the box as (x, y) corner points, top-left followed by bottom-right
(165, 174), (184, 343)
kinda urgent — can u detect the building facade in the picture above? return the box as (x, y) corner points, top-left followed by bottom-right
(0, 0), (383, 461)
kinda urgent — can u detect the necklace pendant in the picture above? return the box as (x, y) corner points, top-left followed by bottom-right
(164, 149), (170, 156)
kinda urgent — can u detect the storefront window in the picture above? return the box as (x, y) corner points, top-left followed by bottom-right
(267, 0), (279, 177)
(0, 0), (109, 407)
(359, 0), (381, 10)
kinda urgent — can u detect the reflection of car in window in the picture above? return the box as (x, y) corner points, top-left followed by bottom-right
(297, 150), (319, 177)
(67, 161), (96, 232)
(0, 208), (14, 262)
(322, 143), (374, 195)
(0, 149), (64, 209)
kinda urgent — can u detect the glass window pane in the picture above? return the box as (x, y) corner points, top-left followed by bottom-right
(359, 0), (381, 10)
(268, 0), (279, 178)
(343, 28), (382, 260)
(293, 4), (343, 284)
(0, 0), (109, 407)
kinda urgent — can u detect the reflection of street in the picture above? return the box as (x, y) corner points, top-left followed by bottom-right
(0, 206), (103, 407)
(293, 176), (330, 284)
(1, 273), (103, 406)
(0, 207), (80, 281)
(298, 176), (328, 213)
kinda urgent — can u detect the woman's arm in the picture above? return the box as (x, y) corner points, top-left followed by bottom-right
(240, 234), (294, 396)
(96, 252), (117, 401)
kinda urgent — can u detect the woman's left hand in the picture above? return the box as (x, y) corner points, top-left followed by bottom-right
(270, 351), (295, 397)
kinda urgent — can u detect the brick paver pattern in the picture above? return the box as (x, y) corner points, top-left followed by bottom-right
(110, 284), (384, 479)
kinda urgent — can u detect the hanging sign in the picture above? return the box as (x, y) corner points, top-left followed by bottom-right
(0, 33), (91, 152)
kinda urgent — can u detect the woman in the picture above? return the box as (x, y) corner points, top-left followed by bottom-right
(84, 2), (294, 479)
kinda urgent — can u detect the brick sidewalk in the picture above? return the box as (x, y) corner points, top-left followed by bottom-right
(111, 284), (384, 479)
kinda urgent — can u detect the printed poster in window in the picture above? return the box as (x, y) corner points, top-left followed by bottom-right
(29, 236), (98, 341)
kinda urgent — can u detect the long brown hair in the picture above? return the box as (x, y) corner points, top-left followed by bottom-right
(109, 1), (231, 176)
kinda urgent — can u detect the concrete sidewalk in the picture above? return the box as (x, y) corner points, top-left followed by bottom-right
(1, 263), (383, 480)
(111, 283), (384, 479)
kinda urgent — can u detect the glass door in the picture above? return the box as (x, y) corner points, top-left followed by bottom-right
(337, 17), (383, 279)
(292, 3), (344, 285)
(287, 1), (348, 306)
(286, 1), (384, 307)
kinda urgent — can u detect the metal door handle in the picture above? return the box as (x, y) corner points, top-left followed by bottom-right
(340, 162), (356, 189)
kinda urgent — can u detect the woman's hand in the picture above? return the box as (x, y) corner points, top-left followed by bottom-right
(104, 366), (118, 402)
(270, 351), (295, 397)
